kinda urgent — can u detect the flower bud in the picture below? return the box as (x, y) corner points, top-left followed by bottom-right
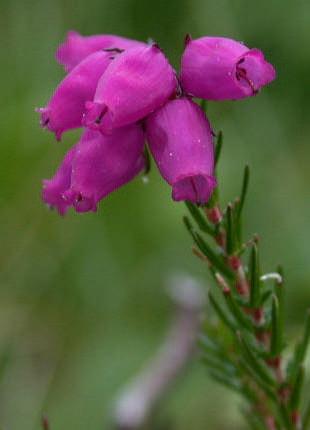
(146, 98), (216, 204)
(56, 31), (145, 72)
(180, 36), (276, 100)
(42, 124), (145, 214)
(83, 45), (177, 133)
(37, 51), (113, 140)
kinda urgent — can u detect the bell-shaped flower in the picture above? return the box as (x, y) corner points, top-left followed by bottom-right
(37, 51), (114, 140)
(146, 98), (216, 204)
(42, 124), (145, 214)
(56, 31), (146, 72)
(42, 146), (76, 216)
(83, 44), (177, 133)
(180, 36), (276, 100)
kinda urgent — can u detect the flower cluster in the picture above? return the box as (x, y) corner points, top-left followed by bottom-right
(38, 31), (275, 214)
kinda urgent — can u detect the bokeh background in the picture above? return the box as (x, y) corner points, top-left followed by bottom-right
(0, 0), (310, 428)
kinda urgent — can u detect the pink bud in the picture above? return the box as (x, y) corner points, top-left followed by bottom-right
(56, 31), (146, 72)
(37, 51), (113, 140)
(180, 36), (276, 100)
(83, 45), (177, 133)
(146, 98), (216, 204)
(42, 124), (145, 214)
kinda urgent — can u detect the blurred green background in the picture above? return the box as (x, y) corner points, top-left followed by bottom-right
(0, 0), (310, 428)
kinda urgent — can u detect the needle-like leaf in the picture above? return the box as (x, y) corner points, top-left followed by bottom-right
(185, 201), (215, 235)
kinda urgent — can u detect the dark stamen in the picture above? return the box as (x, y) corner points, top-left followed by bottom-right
(95, 106), (108, 125)
(184, 33), (192, 46)
(236, 66), (258, 96)
(151, 42), (163, 52)
(190, 177), (200, 204)
(143, 146), (151, 175)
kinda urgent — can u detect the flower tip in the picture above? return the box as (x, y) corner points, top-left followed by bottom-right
(172, 174), (217, 204)
(55, 130), (63, 142)
(55, 30), (81, 70)
(266, 62), (277, 83)
(35, 107), (46, 113)
(42, 182), (69, 216)
(82, 102), (108, 129)
(36, 107), (51, 129)
(75, 192), (97, 213)
(236, 49), (277, 96)
(67, 30), (80, 39)
(150, 42), (163, 52)
(63, 189), (97, 213)
(184, 33), (192, 46)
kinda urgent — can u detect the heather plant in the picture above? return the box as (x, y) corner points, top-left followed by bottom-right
(36, 31), (310, 429)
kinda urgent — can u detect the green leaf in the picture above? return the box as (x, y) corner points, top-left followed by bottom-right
(241, 409), (267, 430)
(206, 186), (219, 209)
(238, 333), (276, 388)
(199, 334), (227, 360)
(194, 232), (234, 280)
(183, 215), (193, 234)
(302, 397), (310, 429)
(215, 131), (223, 166)
(236, 164), (250, 220)
(290, 365), (305, 411)
(275, 265), (285, 340)
(235, 165), (250, 245)
(278, 403), (295, 430)
(185, 201), (215, 235)
(202, 354), (237, 377)
(143, 145), (151, 174)
(223, 290), (253, 331)
(226, 204), (236, 255)
(288, 309), (310, 382)
(240, 358), (277, 402)
(207, 369), (244, 396)
(249, 244), (261, 307)
(200, 98), (207, 112)
(270, 294), (282, 357)
(261, 289), (273, 305)
(209, 291), (236, 332)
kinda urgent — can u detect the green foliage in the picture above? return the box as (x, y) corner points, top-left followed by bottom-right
(184, 134), (310, 429)
(1, 1), (310, 429)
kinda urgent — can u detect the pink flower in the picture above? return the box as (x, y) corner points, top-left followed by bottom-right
(42, 146), (76, 216)
(37, 51), (114, 140)
(146, 98), (216, 204)
(56, 31), (145, 72)
(42, 124), (145, 214)
(180, 36), (276, 100)
(83, 44), (177, 133)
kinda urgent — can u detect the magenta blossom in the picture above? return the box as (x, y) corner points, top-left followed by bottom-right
(42, 146), (76, 216)
(56, 31), (145, 72)
(37, 51), (115, 140)
(146, 98), (216, 204)
(83, 44), (177, 133)
(180, 36), (276, 100)
(42, 124), (145, 214)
